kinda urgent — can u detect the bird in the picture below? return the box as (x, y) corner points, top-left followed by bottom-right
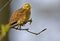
(9, 3), (32, 30)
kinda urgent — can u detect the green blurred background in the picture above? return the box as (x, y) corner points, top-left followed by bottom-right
(0, 0), (11, 41)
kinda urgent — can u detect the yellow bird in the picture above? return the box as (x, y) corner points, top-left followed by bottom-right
(9, 3), (32, 30)
(9, 3), (47, 35)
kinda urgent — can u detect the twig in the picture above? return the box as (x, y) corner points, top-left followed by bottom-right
(10, 22), (47, 35)
(26, 28), (47, 35)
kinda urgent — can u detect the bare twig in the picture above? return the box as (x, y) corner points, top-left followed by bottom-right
(26, 28), (47, 35)
(10, 23), (47, 35)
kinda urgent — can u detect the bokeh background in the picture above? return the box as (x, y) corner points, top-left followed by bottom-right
(0, 0), (11, 41)
(9, 0), (60, 41)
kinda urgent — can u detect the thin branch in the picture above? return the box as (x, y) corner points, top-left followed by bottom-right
(10, 22), (47, 35)
(12, 26), (47, 35)
(26, 28), (47, 35)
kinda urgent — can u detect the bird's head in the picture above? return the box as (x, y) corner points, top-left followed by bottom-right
(22, 3), (31, 10)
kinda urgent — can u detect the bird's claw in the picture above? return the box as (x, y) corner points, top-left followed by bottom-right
(28, 18), (32, 25)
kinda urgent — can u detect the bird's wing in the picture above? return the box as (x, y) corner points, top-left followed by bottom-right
(9, 10), (24, 25)
(9, 11), (19, 25)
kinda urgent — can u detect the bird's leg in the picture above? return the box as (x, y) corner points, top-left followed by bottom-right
(27, 18), (32, 25)
(16, 19), (22, 30)
(17, 24), (21, 30)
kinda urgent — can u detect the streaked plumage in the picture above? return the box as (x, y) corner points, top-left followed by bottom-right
(9, 3), (31, 29)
